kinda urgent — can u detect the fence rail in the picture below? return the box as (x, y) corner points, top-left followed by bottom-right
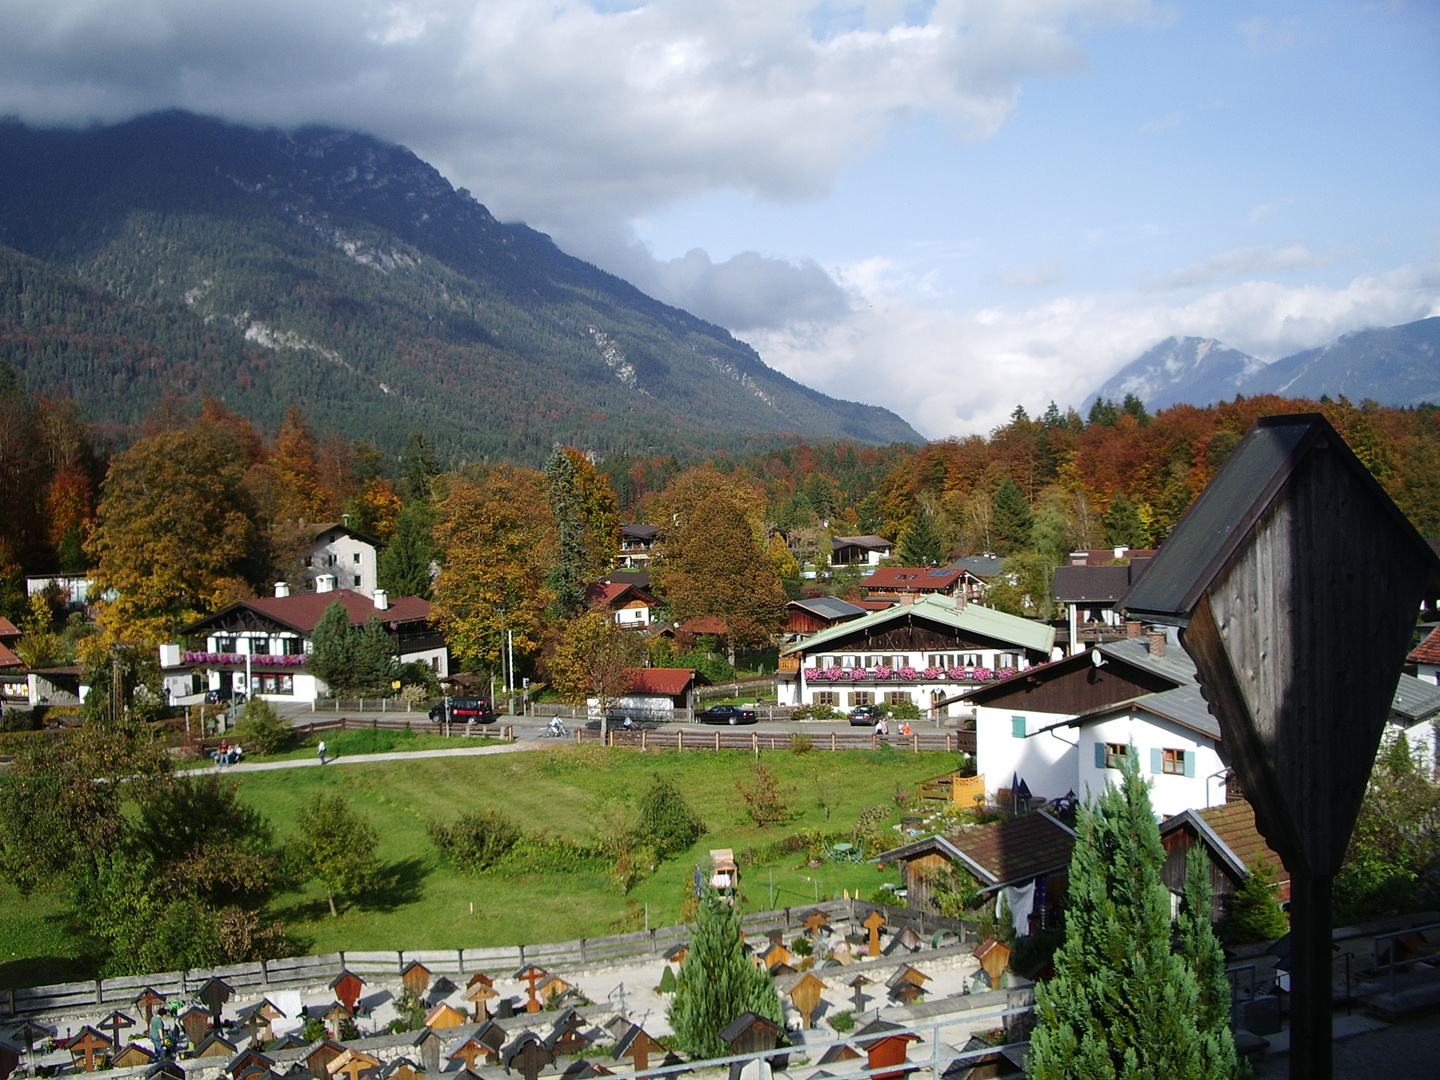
(0, 900), (970, 1018)
(574, 727), (976, 753)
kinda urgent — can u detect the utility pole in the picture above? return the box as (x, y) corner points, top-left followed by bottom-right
(110, 647), (123, 725)
(507, 629), (515, 716)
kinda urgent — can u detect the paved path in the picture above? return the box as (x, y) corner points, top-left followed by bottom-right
(182, 740), (534, 775)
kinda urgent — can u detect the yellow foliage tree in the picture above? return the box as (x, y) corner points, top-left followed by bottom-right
(430, 467), (555, 673)
(544, 609), (646, 716)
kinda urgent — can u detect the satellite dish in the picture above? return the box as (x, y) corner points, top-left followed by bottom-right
(1091, 648), (1106, 668)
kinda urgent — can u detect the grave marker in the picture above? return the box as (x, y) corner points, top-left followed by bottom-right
(786, 972), (827, 1028)
(67, 1028), (113, 1073)
(515, 965), (549, 1014)
(504, 1032), (556, 1080)
(846, 973), (872, 1014)
(330, 972), (366, 1014)
(862, 910), (886, 957)
(196, 980), (234, 1029)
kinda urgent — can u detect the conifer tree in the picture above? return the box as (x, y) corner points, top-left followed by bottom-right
(668, 893), (783, 1059)
(1178, 848), (1239, 1077)
(308, 601), (354, 696)
(895, 505), (946, 566)
(378, 499), (436, 600)
(990, 477), (1034, 556)
(1226, 861), (1289, 944)
(545, 446), (588, 618)
(350, 615), (399, 696)
(1104, 492), (1147, 549)
(1028, 755), (1227, 1078)
(401, 433), (439, 503)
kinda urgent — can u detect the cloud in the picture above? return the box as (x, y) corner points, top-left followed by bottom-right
(743, 261), (1440, 438)
(987, 260), (1062, 289)
(1246, 203), (1274, 226)
(1145, 244), (1338, 291)
(0, 0), (1151, 235)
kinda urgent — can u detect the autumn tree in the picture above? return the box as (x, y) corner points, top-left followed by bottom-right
(654, 482), (786, 653)
(264, 407), (328, 523)
(544, 609), (647, 719)
(87, 415), (265, 644)
(293, 793), (385, 917)
(430, 467), (556, 675)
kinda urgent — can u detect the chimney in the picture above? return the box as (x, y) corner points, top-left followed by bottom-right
(316, 574), (336, 594)
(274, 581), (290, 598)
(1113, 546), (1128, 560)
(1125, 620), (1143, 639)
(1147, 628), (1166, 657)
(374, 589), (389, 611)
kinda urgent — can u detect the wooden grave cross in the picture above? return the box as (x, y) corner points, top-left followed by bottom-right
(786, 972), (827, 1029)
(197, 979), (234, 1028)
(401, 961), (431, 999)
(464, 979), (498, 1021)
(331, 971), (366, 1013)
(448, 1037), (487, 1071)
(69, 1028), (113, 1073)
(862, 910), (886, 958)
(549, 1011), (590, 1056)
(134, 989), (166, 1023)
(1116, 412), (1440, 1080)
(324, 1003), (353, 1038)
(101, 1011), (135, 1047)
(506, 1034), (556, 1080)
(178, 1007), (212, 1047)
(613, 1027), (660, 1078)
(802, 910), (829, 938)
(515, 965), (549, 1014)
(241, 1008), (270, 1046)
(846, 974), (872, 1014)
(328, 1049), (382, 1080)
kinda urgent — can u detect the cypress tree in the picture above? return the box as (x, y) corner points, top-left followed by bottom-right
(544, 446), (588, 618)
(668, 893), (783, 1059)
(401, 433), (439, 503)
(351, 615), (399, 696)
(1178, 848), (1239, 1078)
(1028, 754), (1224, 1078)
(308, 601), (355, 697)
(990, 477), (1034, 556)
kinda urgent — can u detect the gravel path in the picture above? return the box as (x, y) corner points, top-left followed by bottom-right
(182, 740), (535, 774)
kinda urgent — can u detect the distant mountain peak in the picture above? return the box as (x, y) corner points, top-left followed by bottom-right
(1087, 336), (1264, 412)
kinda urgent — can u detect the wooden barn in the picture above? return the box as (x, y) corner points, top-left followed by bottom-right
(1158, 799), (1291, 917)
(784, 597), (867, 639)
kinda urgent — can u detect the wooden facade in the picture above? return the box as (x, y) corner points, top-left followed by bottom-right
(808, 620), (1041, 658)
(963, 659), (1178, 715)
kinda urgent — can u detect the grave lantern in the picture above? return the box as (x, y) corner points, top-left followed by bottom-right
(1118, 413), (1440, 1080)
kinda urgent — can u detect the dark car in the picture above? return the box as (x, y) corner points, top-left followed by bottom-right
(430, 697), (498, 723)
(696, 704), (758, 725)
(849, 704), (881, 727)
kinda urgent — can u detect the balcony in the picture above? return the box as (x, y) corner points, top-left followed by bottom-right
(802, 665), (1019, 684)
(181, 651), (307, 668)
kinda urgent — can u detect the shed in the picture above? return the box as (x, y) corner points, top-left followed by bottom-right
(1158, 800), (1292, 915)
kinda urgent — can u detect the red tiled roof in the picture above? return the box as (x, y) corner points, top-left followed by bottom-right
(862, 567), (963, 592)
(585, 582), (655, 607)
(946, 812), (1075, 886)
(0, 641), (22, 668)
(0, 616), (19, 638)
(1409, 627), (1440, 665)
(627, 668), (704, 695)
(1197, 801), (1290, 899)
(184, 589), (430, 635)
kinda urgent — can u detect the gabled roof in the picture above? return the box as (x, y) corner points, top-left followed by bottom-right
(863, 567), (964, 592)
(181, 589), (430, 636)
(678, 616), (728, 636)
(832, 535), (894, 551)
(874, 811), (1075, 891)
(627, 668), (708, 696)
(620, 523), (659, 541)
(784, 593), (1055, 657)
(1160, 800), (1290, 891)
(952, 635), (1194, 709)
(0, 642), (22, 669)
(1408, 627), (1440, 666)
(584, 582), (656, 607)
(1052, 561), (1151, 604)
(0, 616), (19, 637)
(1041, 684), (1222, 741)
(293, 522), (383, 549)
(949, 555), (1004, 579)
(788, 596), (867, 621)
(1390, 673), (1440, 723)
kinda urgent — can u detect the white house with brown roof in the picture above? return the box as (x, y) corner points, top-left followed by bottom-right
(831, 535), (894, 567)
(584, 581), (657, 627)
(296, 523), (382, 598)
(160, 580), (447, 703)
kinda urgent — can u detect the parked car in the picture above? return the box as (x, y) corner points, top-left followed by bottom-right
(431, 697), (498, 723)
(696, 704), (758, 725)
(849, 704), (881, 727)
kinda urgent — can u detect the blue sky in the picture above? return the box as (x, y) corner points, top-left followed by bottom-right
(1, 0), (1435, 436)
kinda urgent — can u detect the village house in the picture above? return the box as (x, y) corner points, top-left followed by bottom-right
(616, 524), (659, 569)
(830, 535), (895, 567)
(583, 581), (658, 628)
(1158, 798), (1291, 918)
(777, 593), (1055, 714)
(859, 567), (967, 604)
(1051, 555), (1155, 653)
(783, 596), (867, 641)
(596, 667), (711, 722)
(158, 579), (447, 703)
(0, 617), (24, 704)
(293, 522), (382, 598)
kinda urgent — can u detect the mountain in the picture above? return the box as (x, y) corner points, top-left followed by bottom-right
(1238, 317), (1440, 406)
(1087, 336), (1265, 412)
(0, 111), (921, 461)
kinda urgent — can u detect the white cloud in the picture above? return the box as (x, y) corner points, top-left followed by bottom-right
(0, 0), (1151, 234)
(1247, 203), (1274, 226)
(1145, 243), (1339, 291)
(744, 262), (1440, 438)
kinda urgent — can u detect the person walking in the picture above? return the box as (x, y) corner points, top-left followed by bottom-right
(317, 739), (327, 765)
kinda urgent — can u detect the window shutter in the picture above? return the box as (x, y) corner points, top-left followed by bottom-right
(1150, 748), (1163, 775)
(1184, 751), (1196, 778)
(1095, 742), (1107, 769)
(1012, 716), (1026, 739)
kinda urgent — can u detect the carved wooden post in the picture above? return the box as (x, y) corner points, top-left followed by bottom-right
(1120, 413), (1440, 1080)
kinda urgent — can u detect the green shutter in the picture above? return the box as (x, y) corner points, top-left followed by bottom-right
(1184, 750), (1196, 778)
(1012, 715), (1026, 738)
(1095, 742), (1107, 769)
(1150, 748), (1163, 775)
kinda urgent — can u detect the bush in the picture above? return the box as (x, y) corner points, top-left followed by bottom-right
(427, 809), (522, 873)
(734, 764), (796, 826)
(792, 704), (840, 721)
(790, 732), (813, 754)
(231, 700), (293, 756)
(677, 650), (735, 683)
(1225, 861), (1289, 944)
(871, 884), (903, 906)
(829, 1010), (855, 1033)
(634, 775), (706, 858)
(887, 699), (922, 720)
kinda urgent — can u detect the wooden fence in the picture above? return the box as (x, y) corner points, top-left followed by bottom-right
(0, 900), (971, 1018)
(575, 727), (976, 753)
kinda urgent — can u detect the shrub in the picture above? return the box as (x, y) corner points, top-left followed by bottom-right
(829, 1010), (855, 1033)
(887, 699), (922, 720)
(1225, 861), (1289, 944)
(303, 1017), (327, 1042)
(427, 809), (522, 873)
(790, 732), (813, 754)
(635, 775), (706, 858)
(790, 936), (813, 957)
(734, 764), (796, 826)
(870, 884), (903, 906)
(231, 699), (293, 756)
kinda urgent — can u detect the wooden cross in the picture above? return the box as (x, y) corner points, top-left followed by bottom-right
(847, 973), (871, 1014)
(69, 1029), (112, 1073)
(516, 965), (549, 1014)
(328, 1049), (381, 1080)
(100, 1011), (134, 1046)
(507, 1035), (556, 1080)
(324, 1003), (353, 1039)
(464, 980), (498, 1021)
(179, 1008), (211, 1047)
(448, 1038), (487, 1071)
(615, 1028), (660, 1078)
(197, 979), (234, 1027)
(242, 1009), (270, 1046)
(401, 962), (432, 999)
(786, 972), (826, 1029)
(134, 989), (166, 1022)
(331, 971), (366, 1013)
(863, 910), (886, 957)
(803, 910), (829, 938)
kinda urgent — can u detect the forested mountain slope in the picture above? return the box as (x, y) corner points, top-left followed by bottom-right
(0, 111), (920, 460)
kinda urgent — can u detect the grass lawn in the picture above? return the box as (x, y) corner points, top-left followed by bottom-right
(190, 726), (509, 765)
(0, 745), (959, 985)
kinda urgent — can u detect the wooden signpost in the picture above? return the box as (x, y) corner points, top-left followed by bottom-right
(862, 910), (886, 957)
(1119, 413), (1440, 1080)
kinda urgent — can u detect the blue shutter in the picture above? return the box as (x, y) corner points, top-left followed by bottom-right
(1150, 748), (1163, 775)
(1184, 750), (1196, 778)
(1095, 742), (1107, 769)
(1012, 715), (1026, 739)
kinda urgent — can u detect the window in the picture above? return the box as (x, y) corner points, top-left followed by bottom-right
(251, 637), (270, 655)
(353, 575), (362, 587)
(251, 674), (295, 696)
(815, 691), (838, 707)
(842, 655), (856, 668)
(885, 691), (911, 705)
(304, 555), (313, 568)
(1154, 748), (1194, 777)
(1100, 743), (1130, 770)
(962, 653), (981, 667)
(353, 552), (361, 563)
(215, 636), (236, 654)
(1012, 715), (1027, 739)
(851, 691), (874, 707)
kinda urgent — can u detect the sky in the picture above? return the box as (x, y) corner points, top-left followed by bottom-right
(1, 0), (1437, 438)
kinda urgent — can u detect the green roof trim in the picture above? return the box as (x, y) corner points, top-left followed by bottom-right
(782, 594), (1055, 657)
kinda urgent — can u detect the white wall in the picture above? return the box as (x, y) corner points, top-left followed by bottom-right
(1076, 712), (1226, 817)
(975, 705), (1078, 803)
(400, 646), (450, 678)
(306, 534), (378, 597)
